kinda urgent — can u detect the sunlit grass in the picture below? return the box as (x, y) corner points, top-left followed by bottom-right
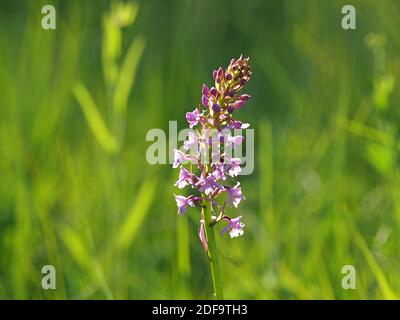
(0, 0), (399, 299)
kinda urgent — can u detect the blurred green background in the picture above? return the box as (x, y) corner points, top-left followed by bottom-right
(0, 0), (399, 299)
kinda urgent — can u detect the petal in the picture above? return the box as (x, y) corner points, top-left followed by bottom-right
(202, 95), (209, 107)
(229, 228), (244, 238)
(202, 84), (209, 96)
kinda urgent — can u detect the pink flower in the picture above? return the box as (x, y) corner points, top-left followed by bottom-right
(227, 157), (241, 177)
(183, 130), (199, 151)
(173, 56), (252, 251)
(228, 120), (249, 129)
(222, 216), (245, 238)
(196, 174), (222, 196)
(174, 195), (194, 214)
(226, 182), (245, 208)
(212, 162), (226, 181)
(186, 108), (201, 128)
(227, 134), (244, 147)
(175, 166), (194, 189)
(172, 149), (187, 168)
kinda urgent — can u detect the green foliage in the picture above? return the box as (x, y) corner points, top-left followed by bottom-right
(0, 0), (400, 299)
(116, 179), (156, 250)
(73, 82), (119, 153)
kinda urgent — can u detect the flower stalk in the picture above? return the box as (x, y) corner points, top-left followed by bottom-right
(202, 204), (223, 299)
(173, 55), (252, 299)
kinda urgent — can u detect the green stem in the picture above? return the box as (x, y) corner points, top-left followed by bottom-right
(202, 205), (224, 299)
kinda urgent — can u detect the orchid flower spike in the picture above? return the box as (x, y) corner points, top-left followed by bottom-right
(173, 55), (252, 254)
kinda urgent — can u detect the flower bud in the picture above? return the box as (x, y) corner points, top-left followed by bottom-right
(216, 67), (224, 83)
(212, 103), (221, 113)
(210, 87), (218, 96)
(213, 70), (217, 80)
(233, 100), (245, 109)
(232, 120), (242, 129)
(227, 89), (235, 97)
(202, 84), (209, 96)
(201, 95), (209, 107)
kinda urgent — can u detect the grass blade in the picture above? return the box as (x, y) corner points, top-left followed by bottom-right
(72, 82), (119, 153)
(112, 36), (146, 114)
(351, 224), (398, 299)
(116, 178), (156, 250)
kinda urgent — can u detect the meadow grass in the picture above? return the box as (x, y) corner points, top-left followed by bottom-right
(0, 0), (399, 299)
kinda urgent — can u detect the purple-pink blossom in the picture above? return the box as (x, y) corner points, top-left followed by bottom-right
(186, 108), (202, 128)
(183, 131), (199, 151)
(196, 174), (223, 196)
(173, 55), (252, 252)
(226, 182), (245, 208)
(174, 195), (194, 214)
(175, 166), (194, 189)
(173, 149), (187, 168)
(221, 216), (245, 238)
(212, 163), (226, 181)
(227, 134), (244, 147)
(227, 158), (242, 177)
